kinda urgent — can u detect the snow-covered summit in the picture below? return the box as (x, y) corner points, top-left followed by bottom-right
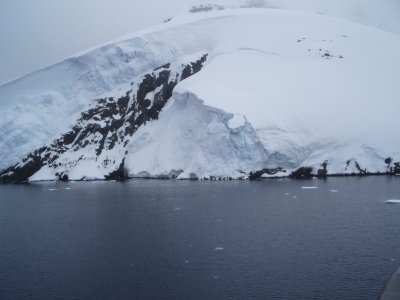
(1, 7), (399, 182)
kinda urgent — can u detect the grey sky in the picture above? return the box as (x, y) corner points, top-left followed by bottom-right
(0, 0), (186, 84)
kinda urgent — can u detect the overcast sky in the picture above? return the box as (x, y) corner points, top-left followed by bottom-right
(0, 0), (399, 84)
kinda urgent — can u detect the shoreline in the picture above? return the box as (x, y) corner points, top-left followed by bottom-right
(1, 172), (399, 184)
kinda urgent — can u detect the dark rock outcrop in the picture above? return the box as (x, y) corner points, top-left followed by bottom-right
(290, 167), (313, 179)
(180, 54), (208, 81)
(317, 160), (328, 178)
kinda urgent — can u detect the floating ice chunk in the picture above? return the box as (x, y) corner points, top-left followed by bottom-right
(49, 189), (58, 191)
(302, 187), (318, 189)
(185, 261), (189, 263)
(285, 193), (289, 195)
(384, 200), (400, 204)
(331, 190), (338, 192)
(65, 188), (71, 190)
(173, 208), (181, 210)
(293, 196), (297, 198)
(214, 276), (218, 279)
(215, 247), (224, 250)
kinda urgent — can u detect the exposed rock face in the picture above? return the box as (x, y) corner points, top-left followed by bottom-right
(385, 157), (400, 175)
(317, 160), (328, 178)
(290, 167), (313, 179)
(180, 54), (208, 81)
(0, 55), (208, 183)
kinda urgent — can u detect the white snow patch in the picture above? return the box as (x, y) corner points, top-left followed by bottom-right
(262, 171), (288, 178)
(228, 114), (245, 129)
(29, 165), (58, 182)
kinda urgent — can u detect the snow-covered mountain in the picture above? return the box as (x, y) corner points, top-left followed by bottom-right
(1, 5), (400, 182)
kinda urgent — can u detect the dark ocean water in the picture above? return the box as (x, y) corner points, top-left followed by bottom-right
(0, 177), (399, 300)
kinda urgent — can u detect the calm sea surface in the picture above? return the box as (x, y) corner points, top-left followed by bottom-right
(0, 177), (399, 299)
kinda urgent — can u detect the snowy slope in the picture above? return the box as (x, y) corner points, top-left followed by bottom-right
(1, 7), (400, 181)
(262, 0), (400, 35)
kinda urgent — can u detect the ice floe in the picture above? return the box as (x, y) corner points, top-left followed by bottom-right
(384, 200), (400, 204)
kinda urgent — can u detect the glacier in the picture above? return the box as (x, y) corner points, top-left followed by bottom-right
(1, 7), (400, 182)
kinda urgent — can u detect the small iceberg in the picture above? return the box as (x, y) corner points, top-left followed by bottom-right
(172, 208), (181, 211)
(301, 187), (318, 189)
(384, 199), (400, 204)
(331, 190), (338, 192)
(215, 247), (224, 250)
(65, 188), (71, 190)
(48, 189), (58, 191)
